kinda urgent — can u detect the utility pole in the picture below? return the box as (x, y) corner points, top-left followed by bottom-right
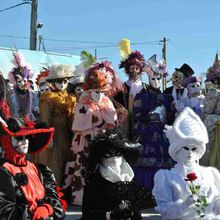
(161, 37), (167, 91)
(30, 0), (38, 50)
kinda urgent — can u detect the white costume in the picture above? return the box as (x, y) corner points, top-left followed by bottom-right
(153, 107), (220, 220)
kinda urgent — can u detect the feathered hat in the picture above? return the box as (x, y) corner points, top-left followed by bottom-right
(145, 54), (168, 77)
(181, 76), (202, 88)
(46, 64), (74, 82)
(164, 107), (208, 162)
(84, 61), (115, 91)
(86, 127), (141, 174)
(0, 117), (54, 154)
(8, 51), (32, 85)
(69, 50), (96, 86)
(36, 67), (50, 86)
(118, 39), (145, 74)
(206, 53), (220, 86)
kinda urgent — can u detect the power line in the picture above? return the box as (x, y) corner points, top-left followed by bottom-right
(0, 2), (31, 13)
(0, 34), (162, 45)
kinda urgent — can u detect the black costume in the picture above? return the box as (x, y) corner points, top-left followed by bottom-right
(81, 130), (153, 220)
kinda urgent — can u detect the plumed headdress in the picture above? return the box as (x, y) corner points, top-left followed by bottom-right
(46, 64), (74, 82)
(164, 107), (208, 162)
(118, 39), (145, 74)
(145, 54), (168, 77)
(36, 67), (50, 86)
(8, 52), (32, 84)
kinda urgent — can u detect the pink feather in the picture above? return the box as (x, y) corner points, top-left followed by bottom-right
(12, 52), (26, 68)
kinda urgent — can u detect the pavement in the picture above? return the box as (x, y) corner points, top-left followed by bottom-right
(65, 206), (162, 220)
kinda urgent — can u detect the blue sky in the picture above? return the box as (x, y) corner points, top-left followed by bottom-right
(0, 0), (220, 82)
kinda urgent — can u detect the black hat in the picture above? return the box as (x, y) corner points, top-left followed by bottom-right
(175, 63), (194, 78)
(86, 128), (141, 175)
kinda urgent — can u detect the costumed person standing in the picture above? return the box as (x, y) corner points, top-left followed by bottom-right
(67, 51), (96, 100)
(203, 53), (220, 169)
(132, 54), (173, 192)
(81, 129), (153, 220)
(115, 39), (146, 137)
(36, 64), (77, 186)
(0, 117), (65, 219)
(153, 107), (220, 220)
(175, 76), (205, 117)
(31, 68), (52, 165)
(63, 61), (118, 205)
(0, 72), (11, 121)
(7, 51), (39, 122)
(164, 63), (194, 124)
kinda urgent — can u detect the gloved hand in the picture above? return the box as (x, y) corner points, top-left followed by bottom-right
(110, 200), (132, 220)
(183, 194), (198, 207)
(32, 204), (53, 220)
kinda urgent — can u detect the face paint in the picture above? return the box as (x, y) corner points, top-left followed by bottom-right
(54, 78), (69, 91)
(16, 75), (29, 90)
(39, 84), (51, 94)
(11, 136), (29, 154)
(172, 71), (184, 88)
(187, 82), (201, 97)
(128, 64), (141, 81)
(91, 91), (103, 102)
(149, 74), (161, 89)
(176, 144), (199, 165)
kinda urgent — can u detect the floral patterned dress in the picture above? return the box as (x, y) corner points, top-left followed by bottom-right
(63, 90), (118, 205)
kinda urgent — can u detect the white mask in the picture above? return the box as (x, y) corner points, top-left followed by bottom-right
(91, 91), (103, 102)
(149, 75), (161, 89)
(172, 71), (184, 88)
(176, 144), (199, 165)
(16, 75), (29, 90)
(39, 84), (51, 94)
(102, 156), (123, 169)
(74, 85), (84, 98)
(187, 82), (201, 97)
(11, 136), (29, 154)
(54, 78), (69, 91)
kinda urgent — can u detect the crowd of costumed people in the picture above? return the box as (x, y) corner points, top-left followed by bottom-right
(0, 38), (220, 219)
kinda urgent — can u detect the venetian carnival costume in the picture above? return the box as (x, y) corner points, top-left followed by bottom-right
(37, 64), (77, 185)
(175, 76), (205, 118)
(115, 39), (146, 137)
(81, 129), (153, 220)
(0, 117), (65, 220)
(132, 54), (173, 192)
(203, 53), (220, 169)
(63, 61), (118, 205)
(67, 50), (96, 100)
(153, 107), (220, 220)
(31, 68), (52, 165)
(164, 63), (194, 124)
(7, 52), (39, 122)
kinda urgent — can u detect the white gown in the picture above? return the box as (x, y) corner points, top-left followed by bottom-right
(153, 163), (220, 220)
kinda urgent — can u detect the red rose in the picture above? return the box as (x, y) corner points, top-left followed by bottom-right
(185, 172), (197, 182)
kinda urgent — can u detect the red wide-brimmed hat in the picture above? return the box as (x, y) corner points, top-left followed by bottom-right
(0, 117), (54, 154)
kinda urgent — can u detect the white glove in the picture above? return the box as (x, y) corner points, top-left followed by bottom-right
(184, 195), (198, 207)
